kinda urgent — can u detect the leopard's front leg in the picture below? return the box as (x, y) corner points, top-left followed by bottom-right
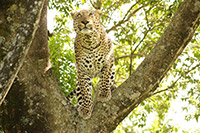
(76, 74), (93, 119)
(97, 57), (115, 102)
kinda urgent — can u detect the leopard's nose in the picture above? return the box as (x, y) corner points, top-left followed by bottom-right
(81, 20), (89, 25)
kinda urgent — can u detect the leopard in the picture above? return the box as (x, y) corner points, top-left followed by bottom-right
(66, 9), (115, 119)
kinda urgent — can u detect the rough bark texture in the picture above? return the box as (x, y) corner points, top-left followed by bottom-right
(0, 0), (200, 132)
(1, 0), (73, 132)
(0, 0), (45, 106)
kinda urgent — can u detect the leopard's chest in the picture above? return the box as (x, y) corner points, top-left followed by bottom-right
(79, 51), (105, 77)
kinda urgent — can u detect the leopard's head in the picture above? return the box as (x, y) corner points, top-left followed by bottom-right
(71, 9), (102, 34)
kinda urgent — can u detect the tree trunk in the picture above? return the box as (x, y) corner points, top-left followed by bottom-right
(0, 0), (200, 132)
(0, 0), (45, 106)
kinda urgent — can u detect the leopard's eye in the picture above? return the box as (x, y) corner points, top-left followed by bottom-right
(89, 12), (93, 16)
(76, 13), (81, 18)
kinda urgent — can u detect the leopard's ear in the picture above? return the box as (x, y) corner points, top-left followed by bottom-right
(95, 9), (102, 17)
(71, 11), (77, 19)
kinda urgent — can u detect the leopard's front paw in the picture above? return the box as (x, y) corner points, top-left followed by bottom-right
(97, 89), (111, 102)
(77, 104), (93, 120)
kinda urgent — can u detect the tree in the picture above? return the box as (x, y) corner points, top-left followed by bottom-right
(0, 0), (200, 132)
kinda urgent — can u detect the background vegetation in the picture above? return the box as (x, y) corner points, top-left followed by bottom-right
(48, 0), (200, 132)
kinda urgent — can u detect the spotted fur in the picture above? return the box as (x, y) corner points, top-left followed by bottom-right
(66, 9), (115, 119)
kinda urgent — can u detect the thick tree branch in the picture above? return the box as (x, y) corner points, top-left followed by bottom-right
(76, 0), (200, 132)
(1, 0), (200, 132)
(0, 0), (45, 106)
(2, 0), (75, 132)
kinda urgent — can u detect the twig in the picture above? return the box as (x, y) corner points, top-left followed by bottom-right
(90, 0), (102, 9)
(104, 0), (138, 23)
(115, 53), (144, 60)
(115, 15), (171, 61)
(115, 27), (152, 61)
(149, 63), (200, 97)
(122, 0), (141, 20)
(130, 44), (133, 75)
(106, 3), (147, 33)
(104, 1), (122, 15)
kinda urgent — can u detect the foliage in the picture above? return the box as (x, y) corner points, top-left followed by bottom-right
(48, 25), (76, 95)
(48, 0), (200, 132)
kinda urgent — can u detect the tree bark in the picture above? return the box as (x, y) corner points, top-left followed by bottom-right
(1, 0), (200, 132)
(0, 0), (45, 106)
